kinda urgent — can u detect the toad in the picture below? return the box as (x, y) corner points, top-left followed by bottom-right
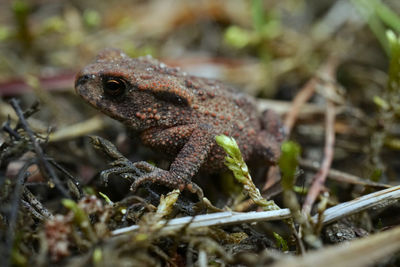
(75, 48), (284, 196)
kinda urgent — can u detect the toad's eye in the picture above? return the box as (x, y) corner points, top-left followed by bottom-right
(102, 77), (128, 97)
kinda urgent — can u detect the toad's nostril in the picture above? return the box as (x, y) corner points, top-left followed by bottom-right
(75, 74), (92, 88)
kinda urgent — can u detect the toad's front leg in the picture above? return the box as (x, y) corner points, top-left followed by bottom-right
(131, 124), (215, 197)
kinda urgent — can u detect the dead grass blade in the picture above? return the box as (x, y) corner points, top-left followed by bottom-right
(271, 224), (400, 267)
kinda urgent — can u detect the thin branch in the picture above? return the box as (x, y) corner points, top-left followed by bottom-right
(48, 158), (83, 198)
(9, 99), (70, 198)
(23, 187), (54, 220)
(111, 184), (400, 236)
(283, 57), (339, 136)
(48, 116), (105, 142)
(256, 99), (324, 117)
(2, 117), (20, 140)
(112, 209), (292, 236)
(302, 100), (336, 214)
(4, 159), (33, 267)
(284, 78), (318, 135)
(300, 57), (340, 215)
(299, 158), (391, 188)
(21, 199), (46, 221)
(270, 224), (400, 267)
(314, 184), (400, 225)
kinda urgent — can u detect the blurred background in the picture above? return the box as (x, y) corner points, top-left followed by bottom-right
(0, 0), (397, 100)
(1, 0), (400, 265)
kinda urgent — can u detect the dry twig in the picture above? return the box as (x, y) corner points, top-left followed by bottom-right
(302, 100), (336, 214)
(283, 57), (339, 135)
(300, 159), (391, 189)
(10, 99), (70, 198)
(112, 184), (400, 236)
(284, 78), (318, 135)
(271, 224), (400, 267)
(3, 160), (33, 267)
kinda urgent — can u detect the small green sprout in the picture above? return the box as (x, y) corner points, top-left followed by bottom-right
(155, 189), (180, 219)
(62, 199), (97, 242)
(279, 141), (301, 191)
(273, 232), (288, 251)
(353, 0), (400, 55)
(224, 26), (252, 49)
(92, 247), (102, 265)
(42, 16), (66, 33)
(215, 135), (248, 184)
(386, 30), (400, 95)
(83, 10), (101, 28)
(99, 192), (113, 205)
(0, 26), (11, 41)
(215, 135), (279, 210)
(373, 96), (390, 110)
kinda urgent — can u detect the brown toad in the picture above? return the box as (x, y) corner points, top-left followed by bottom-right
(75, 48), (284, 196)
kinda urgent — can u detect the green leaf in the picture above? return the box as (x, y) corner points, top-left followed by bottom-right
(251, 0), (265, 32)
(279, 141), (301, 190)
(62, 199), (87, 224)
(387, 30), (400, 94)
(273, 232), (288, 251)
(99, 192), (113, 204)
(352, 0), (390, 55)
(374, 1), (400, 33)
(224, 26), (252, 49)
(216, 135), (280, 210)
